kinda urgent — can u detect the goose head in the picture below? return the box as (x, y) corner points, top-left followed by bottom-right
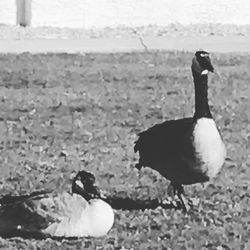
(192, 51), (214, 75)
(72, 170), (101, 201)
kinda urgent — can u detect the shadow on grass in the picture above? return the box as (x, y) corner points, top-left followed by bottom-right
(0, 230), (83, 240)
(104, 195), (181, 211)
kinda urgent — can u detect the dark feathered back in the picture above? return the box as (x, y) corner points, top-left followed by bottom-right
(134, 118), (194, 170)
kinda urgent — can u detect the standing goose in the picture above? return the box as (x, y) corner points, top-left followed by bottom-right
(0, 170), (114, 238)
(134, 51), (226, 211)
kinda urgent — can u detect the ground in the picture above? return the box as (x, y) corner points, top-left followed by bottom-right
(1, 24), (250, 39)
(0, 51), (249, 249)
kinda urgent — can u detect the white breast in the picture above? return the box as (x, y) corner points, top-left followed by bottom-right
(82, 199), (114, 237)
(193, 118), (226, 179)
(43, 195), (114, 238)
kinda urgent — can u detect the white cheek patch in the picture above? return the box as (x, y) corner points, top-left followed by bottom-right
(200, 53), (209, 57)
(75, 180), (84, 189)
(201, 69), (209, 75)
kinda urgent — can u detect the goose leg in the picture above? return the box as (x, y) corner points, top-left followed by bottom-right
(173, 183), (188, 212)
(170, 183), (191, 212)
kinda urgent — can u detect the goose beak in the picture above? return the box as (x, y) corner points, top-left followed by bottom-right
(213, 69), (218, 75)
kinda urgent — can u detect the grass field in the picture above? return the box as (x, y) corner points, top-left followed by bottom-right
(0, 51), (249, 249)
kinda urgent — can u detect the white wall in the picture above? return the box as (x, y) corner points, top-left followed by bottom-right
(83, 0), (250, 28)
(31, 0), (85, 28)
(0, 0), (250, 28)
(0, 0), (16, 25)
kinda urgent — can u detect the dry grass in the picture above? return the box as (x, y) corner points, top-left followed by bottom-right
(0, 51), (249, 249)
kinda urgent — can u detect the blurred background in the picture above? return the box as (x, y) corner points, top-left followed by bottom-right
(1, 0), (250, 40)
(1, 0), (250, 28)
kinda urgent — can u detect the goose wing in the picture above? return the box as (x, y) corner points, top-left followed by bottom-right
(0, 191), (88, 238)
(134, 117), (194, 170)
(0, 191), (52, 238)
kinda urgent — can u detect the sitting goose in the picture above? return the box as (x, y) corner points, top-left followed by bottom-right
(0, 170), (114, 238)
(134, 51), (226, 211)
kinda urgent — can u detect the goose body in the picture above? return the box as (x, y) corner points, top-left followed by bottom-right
(134, 51), (226, 210)
(0, 171), (114, 238)
(43, 194), (114, 237)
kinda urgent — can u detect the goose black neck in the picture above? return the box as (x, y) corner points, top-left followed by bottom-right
(192, 69), (212, 119)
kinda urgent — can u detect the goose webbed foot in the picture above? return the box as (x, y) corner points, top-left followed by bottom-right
(167, 182), (192, 213)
